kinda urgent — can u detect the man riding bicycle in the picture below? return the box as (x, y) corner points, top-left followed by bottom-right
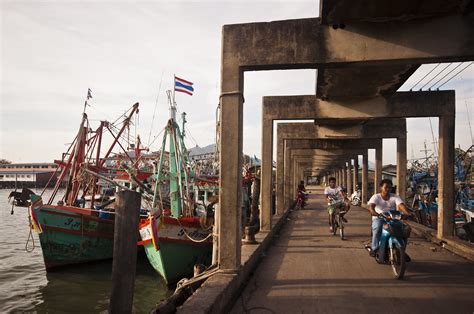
(324, 177), (350, 233)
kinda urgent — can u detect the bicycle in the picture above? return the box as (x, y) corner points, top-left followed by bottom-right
(329, 198), (347, 240)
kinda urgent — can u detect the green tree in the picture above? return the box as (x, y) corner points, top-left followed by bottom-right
(0, 159), (12, 165)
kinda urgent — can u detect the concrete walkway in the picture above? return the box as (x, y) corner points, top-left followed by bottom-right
(231, 186), (474, 314)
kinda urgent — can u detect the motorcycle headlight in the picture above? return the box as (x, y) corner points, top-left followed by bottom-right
(391, 213), (402, 220)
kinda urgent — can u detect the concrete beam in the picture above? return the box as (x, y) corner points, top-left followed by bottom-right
(223, 16), (474, 69)
(264, 91), (454, 120)
(290, 148), (367, 157)
(220, 12), (466, 270)
(262, 119), (405, 231)
(291, 155), (361, 202)
(281, 139), (381, 212)
(293, 158), (355, 196)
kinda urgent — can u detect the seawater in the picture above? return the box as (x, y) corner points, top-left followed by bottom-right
(0, 189), (171, 313)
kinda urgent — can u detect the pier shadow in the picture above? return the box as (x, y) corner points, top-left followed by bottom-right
(232, 187), (474, 314)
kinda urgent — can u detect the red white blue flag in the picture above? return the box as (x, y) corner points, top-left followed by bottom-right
(174, 76), (194, 96)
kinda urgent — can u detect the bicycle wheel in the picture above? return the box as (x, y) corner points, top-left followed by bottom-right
(332, 216), (338, 235)
(339, 215), (344, 240)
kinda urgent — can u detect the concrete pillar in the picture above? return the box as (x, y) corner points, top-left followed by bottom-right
(347, 160), (353, 194)
(276, 137), (284, 214)
(375, 144), (383, 194)
(438, 114), (455, 238)
(260, 118), (273, 231)
(284, 143), (291, 211)
(353, 156), (359, 188)
(396, 137), (407, 201)
(342, 165), (347, 188)
(362, 152), (369, 205)
(218, 66), (243, 270)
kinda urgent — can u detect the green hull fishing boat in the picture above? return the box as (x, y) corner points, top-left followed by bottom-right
(9, 100), (145, 271)
(139, 83), (214, 284)
(28, 194), (114, 269)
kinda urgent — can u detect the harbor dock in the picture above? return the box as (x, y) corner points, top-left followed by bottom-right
(180, 186), (474, 313)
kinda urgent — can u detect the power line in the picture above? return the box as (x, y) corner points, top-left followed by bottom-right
(419, 63), (452, 90)
(436, 62), (474, 89)
(428, 62), (463, 90)
(410, 63), (440, 90)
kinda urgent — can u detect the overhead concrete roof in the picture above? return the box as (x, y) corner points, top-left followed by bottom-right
(319, 0), (473, 25)
(315, 0), (473, 101)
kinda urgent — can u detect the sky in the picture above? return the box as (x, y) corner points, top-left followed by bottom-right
(1, 0), (473, 166)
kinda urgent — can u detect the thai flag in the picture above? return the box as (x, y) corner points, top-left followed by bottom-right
(174, 76), (194, 96)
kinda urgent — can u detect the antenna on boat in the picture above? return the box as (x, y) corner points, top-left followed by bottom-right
(167, 90), (176, 122)
(83, 88), (93, 114)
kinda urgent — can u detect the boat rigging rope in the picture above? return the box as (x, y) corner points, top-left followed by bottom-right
(171, 216), (214, 243)
(219, 91), (245, 103)
(147, 71), (165, 146)
(25, 215), (36, 253)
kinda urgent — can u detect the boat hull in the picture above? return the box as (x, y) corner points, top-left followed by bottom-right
(31, 198), (115, 270)
(139, 216), (212, 284)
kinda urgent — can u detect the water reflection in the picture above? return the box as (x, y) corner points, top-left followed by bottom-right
(35, 255), (170, 313)
(0, 189), (171, 314)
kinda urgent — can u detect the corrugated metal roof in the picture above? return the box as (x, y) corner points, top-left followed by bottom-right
(189, 144), (216, 157)
(0, 170), (53, 175)
(2, 163), (56, 166)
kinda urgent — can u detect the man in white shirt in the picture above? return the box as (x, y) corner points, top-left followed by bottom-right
(367, 179), (412, 257)
(324, 177), (350, 233)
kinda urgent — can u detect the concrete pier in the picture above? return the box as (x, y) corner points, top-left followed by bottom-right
(229, 187), (474, 314)
(216, 0), (471, 294)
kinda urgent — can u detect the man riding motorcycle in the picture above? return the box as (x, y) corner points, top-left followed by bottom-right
(297, 180), (308, 208)
(324, 177), (350, 233)
(367, 179), (413, 260)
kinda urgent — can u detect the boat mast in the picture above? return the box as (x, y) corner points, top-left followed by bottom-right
(168, 90), (182, 217)
(65, 113), (88, 205)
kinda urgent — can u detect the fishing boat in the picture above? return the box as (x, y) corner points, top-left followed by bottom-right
(138, 90), (214, 285)
(9, 100), (148, 270)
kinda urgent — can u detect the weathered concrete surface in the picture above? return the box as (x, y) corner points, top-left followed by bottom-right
(397, 137), (408, 200)
(179, 211), (291, 314)
(320, 0), (474, 25)
(264, 91), (454, 120)
(438, 114), (456, 238)
(230, 186), (474, 314)
(222, 17), (474, 69)
(281, 139), (381, 213)
(267, 120), (404, 219)
(288, 154), (363, 210)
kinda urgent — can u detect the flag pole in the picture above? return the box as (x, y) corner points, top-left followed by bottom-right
(83, 89), (89, 114)
(173, 74), (176, 106)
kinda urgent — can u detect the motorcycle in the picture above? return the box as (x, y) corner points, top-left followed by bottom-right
(373, 210), (409, 279)
(295, 190), (309, 210)
(350, 185), (361, 206)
